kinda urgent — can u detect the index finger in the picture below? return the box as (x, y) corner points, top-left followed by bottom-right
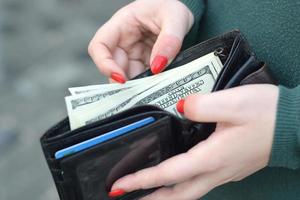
(111, 141), (215, 192)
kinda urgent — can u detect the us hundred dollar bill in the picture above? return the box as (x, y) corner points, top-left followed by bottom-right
(68, 52), (223, 130)
(68, 71), (162, 95)
(66, 68), (176, 111)
(65, 54), (214, 112)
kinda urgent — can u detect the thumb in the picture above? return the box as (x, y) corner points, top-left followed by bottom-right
(150, 11), (193, 74)
(182, 89), (244, 124)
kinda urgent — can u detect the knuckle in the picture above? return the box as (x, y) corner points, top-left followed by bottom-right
(113, 5), (133, 19)
(151, 168), (164, 186)
(158, 35), (182, 55)
(151, 165), (172, 187)
(158, 164), (178, 184)
(131, 172), (144, 189)
(135, 169), (157, 189)
(193, 141), (224, 172)
(87, 42), (94, 57)
(206, 141), (226, 171)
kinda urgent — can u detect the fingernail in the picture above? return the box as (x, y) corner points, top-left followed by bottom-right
(111, 73), (126, 84)
(176, 99), (185, 114)
(108, 189), (126, 198)
(151, 55), (168, 74)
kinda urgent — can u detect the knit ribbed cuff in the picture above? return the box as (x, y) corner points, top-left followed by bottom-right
(180, 0), (205, 48)
(268, 85), (300, 169)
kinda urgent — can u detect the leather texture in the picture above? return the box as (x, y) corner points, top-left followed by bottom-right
(240, 63), (278, 86)
(40, 30), (277, 200)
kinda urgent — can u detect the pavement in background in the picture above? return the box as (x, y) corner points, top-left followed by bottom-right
(0, 0), (131, 199)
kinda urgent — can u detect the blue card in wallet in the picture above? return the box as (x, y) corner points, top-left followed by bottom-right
(55, 116), (156, 159)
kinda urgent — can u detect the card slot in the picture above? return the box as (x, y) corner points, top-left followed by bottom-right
(58, 116), (174, 200)
(212, 35), (253, 91)
(45, 112), (172, 158)
(44, 105), (165, 143)
(224, 56), (261, 89)
(212, 36), (243, 90)
(58, 116), (173, 163)
(240, 63), (278, 85)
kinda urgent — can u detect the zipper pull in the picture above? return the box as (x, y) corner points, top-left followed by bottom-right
(214, 47), (227, 60)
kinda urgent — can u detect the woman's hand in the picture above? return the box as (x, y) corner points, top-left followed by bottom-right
(88, 0), (194, 83)
(110, 84), (279, 200)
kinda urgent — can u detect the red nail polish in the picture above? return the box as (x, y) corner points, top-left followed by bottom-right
(111, 73), (126, 84)
(151, 55), (168, 74)
(176, 99), (185, 114)
(108, 189), (126, 198)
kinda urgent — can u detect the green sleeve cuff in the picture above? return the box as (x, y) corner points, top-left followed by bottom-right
(180, 0), (205, 49)
(268, 85), (300, 169)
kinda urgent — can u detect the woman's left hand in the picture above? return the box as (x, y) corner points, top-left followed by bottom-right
(110, 84), (279, 200)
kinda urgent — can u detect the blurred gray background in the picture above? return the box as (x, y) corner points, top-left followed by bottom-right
(0, 0), (131, 199)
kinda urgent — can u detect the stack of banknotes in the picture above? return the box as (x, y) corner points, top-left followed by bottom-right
(66, 52), (223, 130)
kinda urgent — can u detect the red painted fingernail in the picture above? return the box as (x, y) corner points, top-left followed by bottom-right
(176, 99), (185, 114)
(108, 189), (126, 198)
(111, 73), (126, 84)
(151, 55), (168, 74)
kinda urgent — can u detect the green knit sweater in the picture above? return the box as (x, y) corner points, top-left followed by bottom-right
(181, 0), (300, 199)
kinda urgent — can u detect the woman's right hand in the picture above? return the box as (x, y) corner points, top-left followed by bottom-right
(88, 0), (194, 83)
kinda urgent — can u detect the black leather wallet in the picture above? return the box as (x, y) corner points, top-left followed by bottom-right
(40, 30), (277, 200)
